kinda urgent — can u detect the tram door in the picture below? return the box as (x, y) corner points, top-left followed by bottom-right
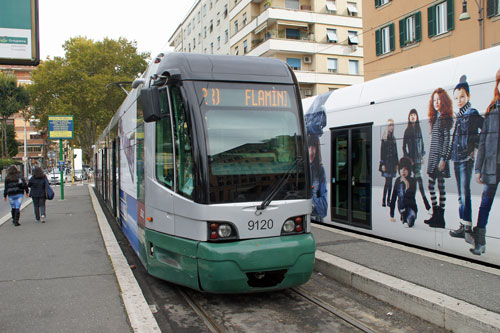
(330, 125), (372, 229)
(111, 138), (118, 218)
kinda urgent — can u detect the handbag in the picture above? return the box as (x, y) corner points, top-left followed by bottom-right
(45, 177), (55, 200)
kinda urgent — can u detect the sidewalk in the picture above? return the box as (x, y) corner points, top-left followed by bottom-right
(0, 185), (145, 332)
(312, 224), (500, 332)
(1, 184), (499, 332)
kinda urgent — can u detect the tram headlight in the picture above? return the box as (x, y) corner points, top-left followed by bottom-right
(283, 220), (295, 233)
(207, 221), (238, 241)
(218, 224), (232, 238)
(281, 215), (306, 235)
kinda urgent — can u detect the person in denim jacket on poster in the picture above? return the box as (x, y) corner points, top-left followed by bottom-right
(308, 134), (327, 221)
(471, 68), (500, 255)
(449, 76), (484, 243)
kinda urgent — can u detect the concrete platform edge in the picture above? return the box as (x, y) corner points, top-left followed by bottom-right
(88, 185), (160, 333)
(315, 250), (500, 332)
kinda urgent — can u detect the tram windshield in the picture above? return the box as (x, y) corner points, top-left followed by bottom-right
(195, 82), (308, 204)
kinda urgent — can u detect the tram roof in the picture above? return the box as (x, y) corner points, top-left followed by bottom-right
(154, 52), (296, 84)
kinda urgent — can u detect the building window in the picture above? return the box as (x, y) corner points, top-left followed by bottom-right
(243, 39), (248, 53)
(243, 12), (247, 26)
(327, 58), (338, 73)
(198, 11), (201, 22)
(203, 4), (206, 16)
(349, 60), (359, 75)
(347, 2), (358, 16)
(326, 28), (338, 43)
(348, 31), (359, 45)
(218, 36), (221, 49)
(286, 58), (301, 70)
(225, 29), (229, 43)
(234, 20), (239, 34)
(210, 20), (213, 32)
(285, 0), (300, 10)
(428, 0), (454, 37)
(224, 4), (228, 18)
(211, 42), (214, 54)
(399, 12), (421, 47)
(234, 47), (239, 55)
(487, 0), (500, 17)
(286, 28), (300, 39)
(375, 0), (390, 8)
(326, 0), (337, 13)
(376, 24), (395, 55)
(193, 38), (196, 49)
(204, 26), (207, 38)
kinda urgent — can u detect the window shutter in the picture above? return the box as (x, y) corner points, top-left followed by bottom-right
(376, 28), (382, 56)
(428, 5), (436, 37)
(447, 0), (454, 31)
(389, 23), (395, 51)
(486, 0), (496, 17)
(415, 11), (422, 42)
(399, 18), (406, 47)
(375, 0), (380, 8)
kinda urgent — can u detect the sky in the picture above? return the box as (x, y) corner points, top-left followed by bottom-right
(38, 0), (197, 61)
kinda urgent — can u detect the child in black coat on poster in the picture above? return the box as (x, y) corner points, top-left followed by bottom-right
(390, 157), (418, 227)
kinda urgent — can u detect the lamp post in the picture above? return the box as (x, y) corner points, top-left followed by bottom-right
(459, 0), (484, 50)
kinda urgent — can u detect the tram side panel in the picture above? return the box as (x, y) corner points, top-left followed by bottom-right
(305, 61), (500, 265)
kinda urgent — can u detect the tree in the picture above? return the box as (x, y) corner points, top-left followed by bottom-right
(28, 37), (149, 162)
(0, 73), (30, 158)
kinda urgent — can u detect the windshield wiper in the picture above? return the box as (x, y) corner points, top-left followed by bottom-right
(256, 158), (302, 211)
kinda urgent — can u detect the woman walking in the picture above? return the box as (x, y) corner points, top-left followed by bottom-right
(3, 166), (29, 226)
(28, 167), (48, 223)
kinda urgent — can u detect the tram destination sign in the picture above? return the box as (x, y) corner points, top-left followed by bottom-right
(48, 115), (74, 140)
(200, 85), (292, 109)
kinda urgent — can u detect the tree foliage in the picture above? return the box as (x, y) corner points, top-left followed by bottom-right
(28, 37), (149, 162)
(0, 73), (29, 158)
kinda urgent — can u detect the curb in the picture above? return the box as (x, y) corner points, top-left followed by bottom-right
(315, 250), (500, 332)
(0, 198), (32, 227)
(88, 185), (160, 333)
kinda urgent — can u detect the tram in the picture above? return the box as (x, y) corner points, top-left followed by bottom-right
(303, 46), (500, 266)
(94, 53), (315, 293)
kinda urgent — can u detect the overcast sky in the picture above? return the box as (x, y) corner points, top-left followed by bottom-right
(38, 0), (196, 61)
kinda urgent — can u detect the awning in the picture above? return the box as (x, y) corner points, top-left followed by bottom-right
(347, 3), (358, 14)
(277, 20), (308, 29)
(326, 1), (337, 11)
(327, 29), (338, 42)
(348, 32), (359, 45)
(255, 22), (267, 35)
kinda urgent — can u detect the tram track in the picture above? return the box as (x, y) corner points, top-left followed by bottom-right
(177, 287), (225, 333)
(290, 287), (378, 333)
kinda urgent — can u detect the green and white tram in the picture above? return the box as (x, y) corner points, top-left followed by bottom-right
(94, 53), (315, 293)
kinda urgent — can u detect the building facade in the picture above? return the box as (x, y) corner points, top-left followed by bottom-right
(0, 64), (47, 170)
(169, 0), (364, 97)
(363, 0), (500, 81)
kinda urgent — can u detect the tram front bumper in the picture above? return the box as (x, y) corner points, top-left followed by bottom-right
(196, 233), (316, 293)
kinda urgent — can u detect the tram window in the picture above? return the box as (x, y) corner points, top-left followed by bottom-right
(156, 99), (174, 189)
(171, 86), (194, 198)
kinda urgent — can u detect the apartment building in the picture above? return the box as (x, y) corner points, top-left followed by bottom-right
(0, 64), (46, 169)
(169, 0), (364, 97)
(363, 0), (500, 81)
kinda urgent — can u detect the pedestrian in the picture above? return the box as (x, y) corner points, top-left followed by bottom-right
(3, 165), (29, 226)
(28, 166), (48, 223)
(425, 88), (453, 228)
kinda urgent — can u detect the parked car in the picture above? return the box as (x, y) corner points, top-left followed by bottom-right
(73, 169), (87, 181)
(47, 170), (62, 185)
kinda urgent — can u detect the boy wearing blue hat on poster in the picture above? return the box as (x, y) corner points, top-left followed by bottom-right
(449, 75), (484, 243)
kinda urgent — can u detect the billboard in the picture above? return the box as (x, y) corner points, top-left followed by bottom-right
(0, 0), (40, 66)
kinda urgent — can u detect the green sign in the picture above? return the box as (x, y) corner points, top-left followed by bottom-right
(48, 115), (74, 140)
(0, 0), (39, 66)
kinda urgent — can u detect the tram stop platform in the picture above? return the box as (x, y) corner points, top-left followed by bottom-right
(0, 184), (498, 332)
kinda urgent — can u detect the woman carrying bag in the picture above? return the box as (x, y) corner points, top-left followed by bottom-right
(28, 167), (49, 223)
(3, 166), (29, 226)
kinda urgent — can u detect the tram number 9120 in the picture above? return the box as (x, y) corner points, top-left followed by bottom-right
(248, 219), (274, 231)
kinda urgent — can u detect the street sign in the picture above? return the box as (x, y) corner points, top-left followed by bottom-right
(48, 115), (74, 140)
